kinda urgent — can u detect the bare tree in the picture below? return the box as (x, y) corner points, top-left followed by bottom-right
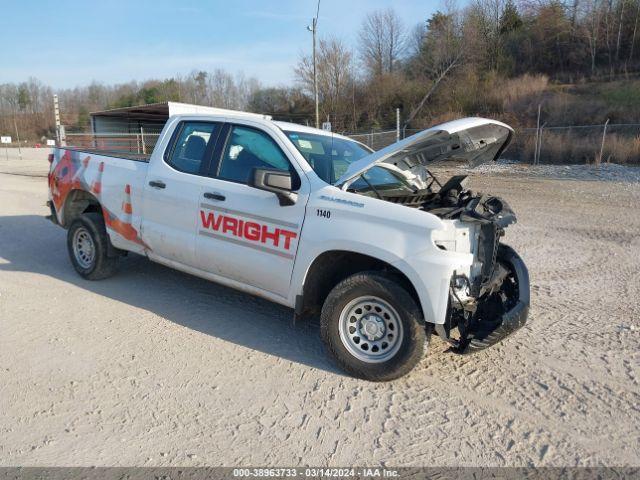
(582, 0), (604, 74)
(296, 37), (356, 129)
(408, 22), (428, 59)
(467, 0), (506, 71)
(629, 0), (640, 63)
(615, 0), (625, 61)
(404, 5), (464, 132)
(358, 8), (406, 77)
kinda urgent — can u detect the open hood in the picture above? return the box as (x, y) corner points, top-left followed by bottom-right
(336, 117), (513, 188)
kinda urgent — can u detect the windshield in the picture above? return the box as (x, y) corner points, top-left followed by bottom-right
(285, 131), (371, 184)
(348, 166), (415, 197)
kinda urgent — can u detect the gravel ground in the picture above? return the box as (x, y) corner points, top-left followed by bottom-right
(0, 148), (50, 177)
(0, 162), (639, 467)
(475, 158), (640, 183)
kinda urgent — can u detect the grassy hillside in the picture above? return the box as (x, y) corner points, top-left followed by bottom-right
(423, 74), (640, 165)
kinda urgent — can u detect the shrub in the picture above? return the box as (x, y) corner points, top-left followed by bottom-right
(492, 74), (549, 111)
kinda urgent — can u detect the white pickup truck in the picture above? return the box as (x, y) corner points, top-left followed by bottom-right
(47, 110), (529, 381)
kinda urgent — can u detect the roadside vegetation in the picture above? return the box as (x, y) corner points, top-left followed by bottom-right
(2, 0), (640, 164)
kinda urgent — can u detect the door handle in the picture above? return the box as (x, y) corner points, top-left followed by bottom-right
(148, 180), (166, 189)
(204, 192), (226, 201)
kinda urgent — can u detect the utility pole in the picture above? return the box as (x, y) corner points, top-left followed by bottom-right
(54, 94), (61, 145)
(13, 115), (22, 161)
(307, 0), (321, 129)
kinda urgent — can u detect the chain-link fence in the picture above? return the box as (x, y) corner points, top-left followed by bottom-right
(347, 124), (640, 165)
(345, 129), (425, 150)
(508, 123), (640, 165)
(347, 130), (398, 150)
(60, 123), (640, 165)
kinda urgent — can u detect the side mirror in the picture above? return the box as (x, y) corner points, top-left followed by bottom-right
(251, 168), (298, 206)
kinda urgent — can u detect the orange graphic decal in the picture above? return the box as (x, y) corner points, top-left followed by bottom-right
(122, 184), (133, 215)
(91, 161), (104, 195)
(103, 184), (150, 250)
(49, 150), (92, 210)
(50, 152), (149, 251)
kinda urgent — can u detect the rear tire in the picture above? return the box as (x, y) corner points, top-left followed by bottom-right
(320, 271), (428, 381)
(67, 212), (119, 280)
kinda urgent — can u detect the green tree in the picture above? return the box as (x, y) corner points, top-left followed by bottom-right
(498, 0), (524, 74)
(499, 0), (522, 35)
(17, 83), (30, 111)
(136, 86), (161, 104)
(159, 79), (182, 102)
(76, 105), (90, 129)
(194, 71), (207, 102)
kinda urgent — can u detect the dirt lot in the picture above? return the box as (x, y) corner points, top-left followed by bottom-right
(0, 148), (50, 177)
(0, 155), (639, 467)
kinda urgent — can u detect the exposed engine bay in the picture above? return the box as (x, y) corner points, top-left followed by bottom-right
(349, 169), (529, 354)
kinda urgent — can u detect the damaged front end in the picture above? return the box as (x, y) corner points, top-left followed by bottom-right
(336, 117), (529, 352)
(428, 176), (530, 353)
(442, 244), (529, 354)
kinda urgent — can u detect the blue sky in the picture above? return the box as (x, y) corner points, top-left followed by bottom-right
(0, 0), (444, 89)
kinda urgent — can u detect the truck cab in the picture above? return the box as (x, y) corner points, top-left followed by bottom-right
(48, 111), (529, 381)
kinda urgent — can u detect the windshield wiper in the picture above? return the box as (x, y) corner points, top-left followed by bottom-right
(348, 174), (383, 199)
(426, 169), (442, 190)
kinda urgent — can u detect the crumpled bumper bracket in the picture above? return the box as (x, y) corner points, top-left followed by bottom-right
(456, 245), (530, 354)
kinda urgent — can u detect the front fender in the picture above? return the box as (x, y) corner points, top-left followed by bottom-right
(392, 249), (474, 325)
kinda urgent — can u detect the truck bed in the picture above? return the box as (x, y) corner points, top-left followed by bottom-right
(49, 146), (149, 256)
(59, 146), (151, 163)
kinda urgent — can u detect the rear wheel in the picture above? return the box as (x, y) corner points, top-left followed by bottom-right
(320, 272), (428, 381)
(67, 212), (119, 280)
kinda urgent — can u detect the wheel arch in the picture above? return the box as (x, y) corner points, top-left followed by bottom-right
(60, 189), (103, 228)
(298, 250), (422, 320)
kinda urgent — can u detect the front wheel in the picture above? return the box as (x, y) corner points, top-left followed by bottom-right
(67, 212), (119, 280)
(320, 272), (428, 381)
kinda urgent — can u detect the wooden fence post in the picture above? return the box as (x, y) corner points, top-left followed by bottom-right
(597, 119), (610, 165)
(533, 104), (541, 165)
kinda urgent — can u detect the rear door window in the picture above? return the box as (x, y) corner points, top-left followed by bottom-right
(166, 122), (219, 175)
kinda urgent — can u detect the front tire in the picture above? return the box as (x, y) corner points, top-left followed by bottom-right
(320, 272), (428, 381)
(67, 212), (119, 280)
